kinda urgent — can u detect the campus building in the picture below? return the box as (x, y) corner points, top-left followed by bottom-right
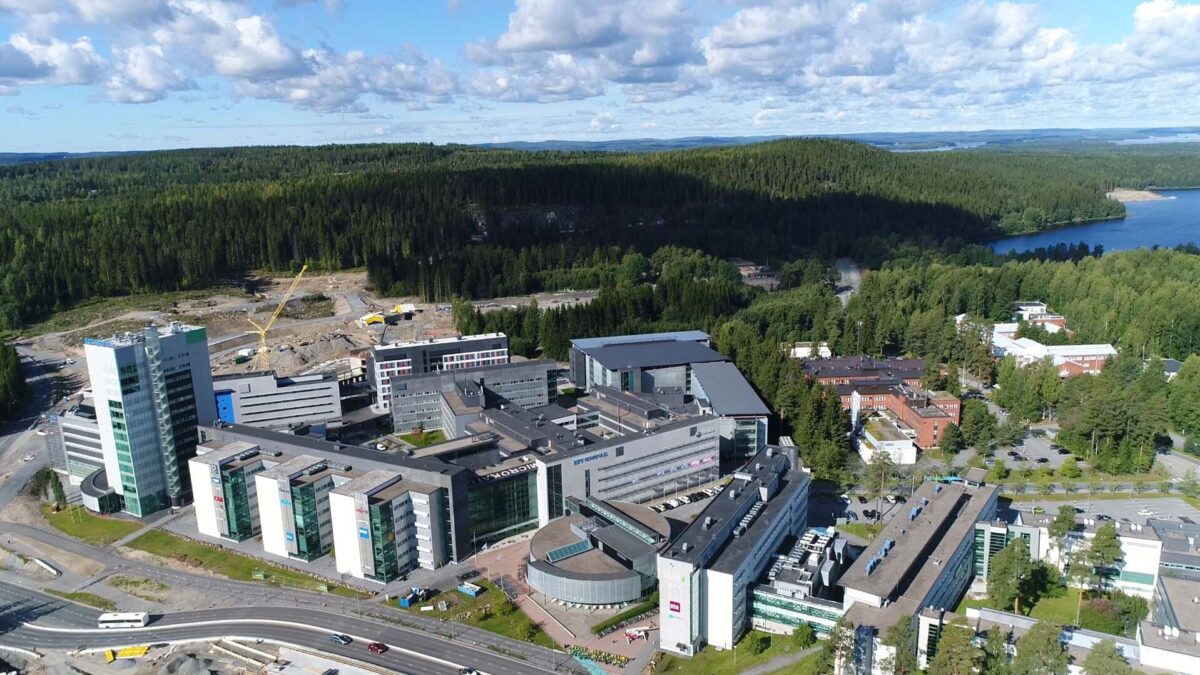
(986, 301), (1118, 376)
(748, 529), (854, 637)
(83, 323), (216, 517)
(369, 333), (509, 411)
(526, 496), (670, 606)
(567, 331), (768, 465)
(658, 445), (810, 654)
(1012, 513), (1163, 599)
(44, 397), (105, 484)
(801, 355), (923, 387)
(212, 371), (342, 430)
(329, 469), (448, 581)
(843, 382), (961, 450)
(836, 475), (999, 674)
(192, 423), (472, 580)
(390, 359), (558, 434)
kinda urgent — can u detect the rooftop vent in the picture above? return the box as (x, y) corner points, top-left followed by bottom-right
(681, 542), (690, 553)
(934, 484), (942, 494)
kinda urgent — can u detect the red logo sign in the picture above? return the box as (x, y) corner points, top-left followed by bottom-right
(669, 601), (681, 613)
(213, 496), (224, 503)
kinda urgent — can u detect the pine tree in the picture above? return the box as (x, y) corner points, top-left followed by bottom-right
(929, 618), (982, 675)
(1012, 622), (1068, 675)
(988, 538), (1036, 614)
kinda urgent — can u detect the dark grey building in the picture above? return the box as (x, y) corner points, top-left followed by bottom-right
(370, 333), (509, 411)
(391, 359), (558, 433)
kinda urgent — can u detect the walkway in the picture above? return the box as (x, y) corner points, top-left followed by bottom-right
(739, 645), (821, 675)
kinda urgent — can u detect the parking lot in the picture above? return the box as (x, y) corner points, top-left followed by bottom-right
(1006, 496), (1200, 524)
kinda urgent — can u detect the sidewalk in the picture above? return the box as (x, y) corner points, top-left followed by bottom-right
(739, 645), (821, 675)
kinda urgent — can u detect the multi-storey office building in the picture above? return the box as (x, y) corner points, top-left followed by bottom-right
(691, 360), (770, 463)
(836, 477), (999, 674)
(369, 333), (509, 411)
(749, 529), (853, 637)
(212, 371), (342, 430)
(329, 469), (448, 581)
(83, 323), (216, 517)
(567, 331), (768, 465)
(1013, 513), (1162, 599)
(391, 359), (558, 434)
(658, 445), (810, 655)
(44, 398), (106, 484)
(195, 424), (470, 577)
(254, 454), (352, 561)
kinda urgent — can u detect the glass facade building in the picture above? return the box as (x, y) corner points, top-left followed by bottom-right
(469, 472), (538, 547)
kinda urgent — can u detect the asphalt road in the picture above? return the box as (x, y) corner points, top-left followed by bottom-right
(0, 581), (554, 675)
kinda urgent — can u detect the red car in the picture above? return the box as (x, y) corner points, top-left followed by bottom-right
(367, 642), (388, 654)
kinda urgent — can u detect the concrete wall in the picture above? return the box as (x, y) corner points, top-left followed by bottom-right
(255, 474), (290, 558)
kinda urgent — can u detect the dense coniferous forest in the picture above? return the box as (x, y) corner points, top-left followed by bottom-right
(0, 345), (26, 421)
(6, 139), (1200, 329)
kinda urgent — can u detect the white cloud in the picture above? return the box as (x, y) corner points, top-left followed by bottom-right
(106, 43), (192, 102)
(8, 33), (104, 85)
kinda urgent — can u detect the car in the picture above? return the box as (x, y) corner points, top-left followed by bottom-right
(651, 504), (665, 513)
(1007, 450), (1020, 457)
(1035, 457), (1049, 464)
(885, 495), (897, 504)
(667, 499), (681, 508)
(893, 495), (907, 503)
(1032, 506), (1046, 514)
(846, 511), (859, 521)
(678, 496), (692, 504)
(367, 642), (388, 654)
(1056, 447), (1071, 455)
(329, 634), (352, 645)
(1012, 455), (1026, 462)
(1095, 514), (1113, 521)
(863, 509), (877, 519)
(984, 459), (996, 467)
(457, 569), (480, 582)
(459, 669), (479, 675)
(857, 496), (868, 504)
(1137, 508), (1155, 517)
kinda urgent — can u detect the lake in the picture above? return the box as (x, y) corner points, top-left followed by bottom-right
(990, 189), (1200, 254)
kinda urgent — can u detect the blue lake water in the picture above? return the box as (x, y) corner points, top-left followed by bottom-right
(990, 189), (1200, 254)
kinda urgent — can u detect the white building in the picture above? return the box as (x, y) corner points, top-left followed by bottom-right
(190, 441), (271, 541)
(369, 333), (509, 411)
(1016, 513), (1162, 599)
(83, 323), (216, 517)
(658, 446), (809, 655)
(858, 414), (918, 465)
(329, 469), (448, 582)
(254, 454), (354, 561)
(44, 397), (106, 484)
(212, 371), (342, 430)
(991, 326), (1117, 376)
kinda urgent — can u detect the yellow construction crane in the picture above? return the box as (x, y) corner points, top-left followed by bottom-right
(247, 264), (308, 370)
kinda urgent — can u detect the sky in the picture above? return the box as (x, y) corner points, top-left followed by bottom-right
(0, 0), (1198, 152)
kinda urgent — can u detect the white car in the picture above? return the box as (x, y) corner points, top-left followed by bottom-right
(1137, 508), (1154, 517)
(666, 499), (681, 508)
(678, 495), (692, 504)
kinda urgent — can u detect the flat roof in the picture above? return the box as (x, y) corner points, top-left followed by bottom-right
(570, 331), (709, 350)
(372, 332), (506, 353)
(83, 322), (203, 348)
(662, 445), (803, 570)
(1021, 513), (1161, 541)
(865, 416), (907, 442)
(581, 340), (728, 371)
(839, 480), (997, 601)
(803, 356), (923, 379)
(691, 360), (771, 417)
(1158, 575), (1200, 632)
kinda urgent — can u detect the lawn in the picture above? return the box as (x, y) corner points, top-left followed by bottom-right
(43, 589), (118, 611)
(125, 530), (368, 599)
(837, 522), (880, 541)
(388, 579), (556, 649)
(652, 631), (810, 675)
(771, 649), (824, 675)
(43, 506), (143, 547)
(398, 429), (445, 448)
(955, 588), (1081, 625)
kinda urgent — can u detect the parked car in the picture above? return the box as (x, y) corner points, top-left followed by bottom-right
(1095, 514), (1113, 521)
(885, 495), (896, 504)
(863, 509), (877, 519)
(846, 511), (859, 521)
(1032, 506), (1046, 514)
(892, 495), (907, 503)
(1035, 457), (1049, 464)
(1012, 455), (1026, 462)
(857, 496), (868, 504)
(459, 669), (480, 675)
(667, 499), (681, 508)
(678, 495), (691, 504)
(1056, 447), (1070, 455)
(1007, 450), (1021, 458)
(651, 504), (665, 513)
(329, 634), (352, 646)
(1138, 508), (1155, 517)
(367, 642), (388, 654)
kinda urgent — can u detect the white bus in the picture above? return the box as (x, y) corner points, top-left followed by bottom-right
(97, 612), (149, 629)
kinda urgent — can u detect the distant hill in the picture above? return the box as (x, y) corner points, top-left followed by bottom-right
(480, 127), (1200, 153)
(0, 151), (136, 166)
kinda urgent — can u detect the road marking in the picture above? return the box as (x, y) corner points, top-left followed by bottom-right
(22, 619), (490, 674)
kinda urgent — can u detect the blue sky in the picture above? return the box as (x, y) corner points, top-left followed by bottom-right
(1, 0), (1199, 152)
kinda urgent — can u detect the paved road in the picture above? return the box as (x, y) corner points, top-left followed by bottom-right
(0, 581), (555, 675)
(835, 258), (860, 308)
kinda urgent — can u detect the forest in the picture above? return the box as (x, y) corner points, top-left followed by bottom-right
(0, 345), (26, 421)
(458, 244), (1200, 477)
(5, 139), (1198, 329)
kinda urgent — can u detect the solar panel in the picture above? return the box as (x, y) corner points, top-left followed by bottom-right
(546, 539), (594, 563)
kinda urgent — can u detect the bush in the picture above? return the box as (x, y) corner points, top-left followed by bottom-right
(793, 623), (817, 649)
(1079, 590), (1148, 637)
(746, 632), (770, 655)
